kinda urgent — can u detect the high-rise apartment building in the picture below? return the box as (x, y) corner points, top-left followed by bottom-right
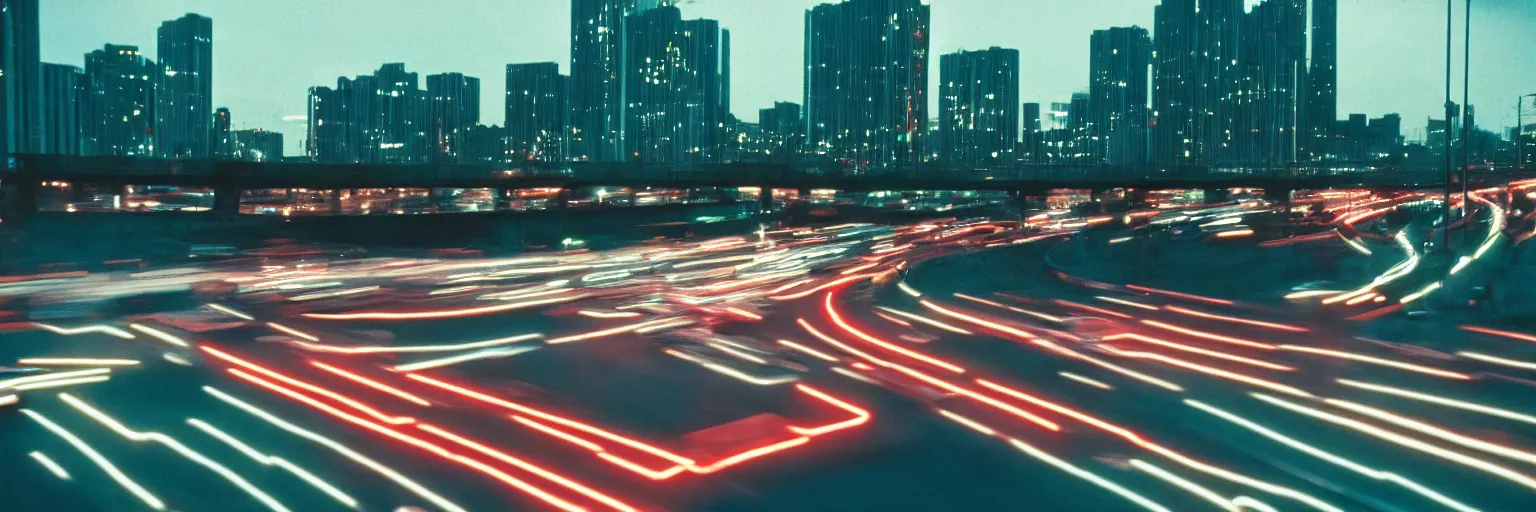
(83, 44), (156, 157)
(426, 72), (481, 160)
(570, 0), (658, 162)
(1, 0), (41, 154)
(624, 5), (722, 163)
(937, 47), (1019, 168)
(1021, 102), (1042, 163)
(1088, 27), (1151, 165)
(212, 107), (231, 157)
(40, 63), (82, 155)
(155, 13), (213, 158)
(804, 0), (930, 170)
(1304, 0), (1337, 160)
(505, 62), (566, 164)
(1232, 0), (1307, 167)
(758, 101), (803, 161)
(306, 63), (431, 164)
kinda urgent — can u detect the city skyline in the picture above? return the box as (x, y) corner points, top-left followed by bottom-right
(38, 0), (1536, 157)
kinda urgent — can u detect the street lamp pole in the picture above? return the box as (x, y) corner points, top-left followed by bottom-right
(1460, 0), (1471, 230)
(1442, 0), (1454, 250)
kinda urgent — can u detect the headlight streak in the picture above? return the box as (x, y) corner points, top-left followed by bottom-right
(1277, 346), (1470, 380)
(11, 375), (111, 391)
(1251, 393), (1536, 493)
(1127, 459), (1242, 512)
(1460, 325), (1536, 344)
(1458, 352), (1536, 371)
(1124, 285), (1234, 306)
(186, 419), (360, 509)
(301, 293), (589, 320)
(19, 358), (140, 367)
(1185, 400), (1477, 512)
(22, 409), (166, 510)
(1102, 333), (1293, 371)
(1096, 347), (1312, 397)
(1139, 320), (1277, 350)
(288, 333), (543, 355)
(127, 323), (190, 347)
(1007, 438), (1175, 512)
(218, 370), (586, 512)
(204, 346), (417, 425)
(310, 362), (432, 406)
(1324, 399), (1536, 466)
(391, 346), (541, 372)
(824, 292), (965, 374)
(1323, 232), (1419, 305)
(1162, 305), (1309, 332)
(1059, 372), (1114, 390)
(30, 322), (136, 339)
(918, 300), (1184, 392)
(204, 386), (466, 512)
(29, 451), (71, 480)
(873, 306), (973, 334)
(1336, 379), (1536, 426)
(57, 394), (293, 512)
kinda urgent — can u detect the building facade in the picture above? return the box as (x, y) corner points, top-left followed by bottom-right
(230, 128), (282, 162)
(213, 107), (231, 158)
(937, 47), (1019, 168)
(1303, 0), (1337, 160)
(803, 0), (930, 171)
(623, 5), (722, 164)
(1088, 27), (1151, 166)
(505, 62), (567, 164)
(83, 44), (156, 157)
(1, 0), (41, 154)
(40, 63), (82, 155)
(306, 63), (432, 164)
(426, 72), (481, 161)
(570, 0), (658, 162)
(155, 13), (213, 158)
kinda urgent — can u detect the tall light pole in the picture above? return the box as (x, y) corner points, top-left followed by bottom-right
(1442, 0), (1454, 250)
(1460, 0), (1471, 227)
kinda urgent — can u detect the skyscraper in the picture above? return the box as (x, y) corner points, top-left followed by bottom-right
(570, 0), (656, 162)
(40, 63), (82, 155)
(1, 0), (41, 154)
(758, 101), (803, 160)
(83, 44), (156, 157)
(1232, 0), (1307, 167)
(1021, 102), (1041, 162)
(155, 13), (213, 158)
(1151, 0), (1200, 166)
(212, 107), (231, 158)
(306, 63), (431, 164)
(505, 62), (566, 164)
(720, 29), (732, 117)
(1089, 27), (1152, 166)
(804, 0), (930, 171)
(1304, 0), (1337, 161)
(624, 5), (722, 163)
(426, 72), (481, 160)
(937, 47), (1019, 168)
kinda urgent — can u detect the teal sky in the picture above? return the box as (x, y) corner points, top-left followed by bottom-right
(41, 0), (1536, 155)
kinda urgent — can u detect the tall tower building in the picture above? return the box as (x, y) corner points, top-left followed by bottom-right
(40, 63), (82, 155)
(720, 29), (732, 118)
(505, 62), (567, 164)
(570, 0), (654, 162)
(624, 5), (722, 163)
(1, 0), (41, 154)
(306, 64), (431, 164)
(83, 44), (156, 157)
(1089, 27), (1152, 166)
(155, 13), (213, 158)
(212, 107), (231, 157)
(426, 72), (481, 160)
(1151, 0), (1200, 165)
(804, 0), (930, 171)
(937, 47), (1019, 168)
(1232, 0), (1307, 167)
(1304, 0), (1337, 160)
(1021, 102), (1041, 162)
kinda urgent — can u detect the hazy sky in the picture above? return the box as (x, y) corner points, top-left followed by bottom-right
(42, 0), (1536, 156)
